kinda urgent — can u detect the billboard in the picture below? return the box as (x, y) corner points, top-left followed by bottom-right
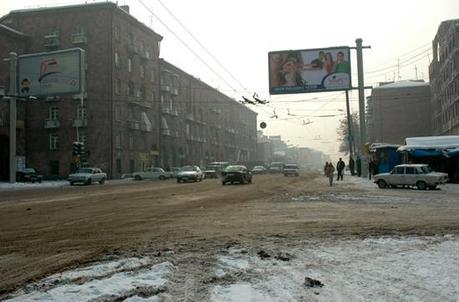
(268, 47), (351, 95)
(17, 48), (85, 97)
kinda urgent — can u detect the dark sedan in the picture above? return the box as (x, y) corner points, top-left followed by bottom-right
(221, 165), (252, 185)
(16, 168), (43, 183)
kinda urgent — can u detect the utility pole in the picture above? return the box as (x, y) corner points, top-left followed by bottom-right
(8, 52), (17, 183)
(345, 90), (353, 158)
(355, 38), (370, 177)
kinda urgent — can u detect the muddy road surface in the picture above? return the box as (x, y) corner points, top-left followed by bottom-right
(1, 172), (458, 297)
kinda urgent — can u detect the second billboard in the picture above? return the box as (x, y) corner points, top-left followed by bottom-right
(268, 47), (351, 95)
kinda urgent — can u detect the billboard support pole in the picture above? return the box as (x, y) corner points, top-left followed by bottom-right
(345, 90), (353, 158)
(355, 38), (370, 177)
(8, 52), (17, 183)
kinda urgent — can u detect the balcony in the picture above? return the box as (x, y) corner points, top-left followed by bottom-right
(140, 122), (151, 132)
(128, 97), (152, 108)
(161, 85), (170, 93)
(161, 106), (171, 114)
(44, 119), (60, 128)
(72, 119), (88, 128)
(171, 88), (179, 96)
(72, 33), (87, 44)
(44, 34), (60, 48)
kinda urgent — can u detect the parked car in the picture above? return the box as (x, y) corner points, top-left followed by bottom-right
(16, 168), (43, 183)
(374, 164), (449, 190)
(204, 169), (219, 179)
(251, 166), (267, 175)
(132, 167), (169, 181)
(68, 167), (107, 185)
(177, 165), (204, 183)
(206, 162), (230, 175)
(269, 162), (284, 174)
(283, 164), (299, 177)
(221, 165), (252, 185)
(167, 167), (181, 179)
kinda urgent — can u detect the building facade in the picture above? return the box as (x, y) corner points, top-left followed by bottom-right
(429, 19), (459, 135)
(368, 80), (431, 145)
(0, 2), (257, 180)
(159, 60), (257, 169)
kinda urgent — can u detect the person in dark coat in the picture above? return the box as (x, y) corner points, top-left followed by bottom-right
(336, 158), (345, 180)
(356, 156), (362, 177)
(323, 161), (328, 176)
(349, 156), (355, 176)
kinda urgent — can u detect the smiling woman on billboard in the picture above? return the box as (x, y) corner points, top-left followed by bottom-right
(268, 46), (351, 95)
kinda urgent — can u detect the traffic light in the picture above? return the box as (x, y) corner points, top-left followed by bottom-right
(72, 142), (84, 156)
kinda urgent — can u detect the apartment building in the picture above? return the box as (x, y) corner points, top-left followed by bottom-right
(429, 19), (459, 135)
(0, 2), (257, 180)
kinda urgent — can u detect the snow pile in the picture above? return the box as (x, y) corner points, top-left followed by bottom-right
(5, 258), (174, 302)
(211, 236), (459, 301)
(0, 180), (68, 191)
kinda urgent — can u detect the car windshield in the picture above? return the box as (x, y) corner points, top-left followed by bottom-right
(181, 166), (196, 172)
(77, 168), (93, 173)
(22, 168), (36, 173)
(421, 166), (432, 173)
(225, 166), (244, 172)
(253, 166), (265, 170)
(284, 165), (298, 169)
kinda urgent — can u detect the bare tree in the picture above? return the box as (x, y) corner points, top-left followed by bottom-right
(337, 112), (360, 155)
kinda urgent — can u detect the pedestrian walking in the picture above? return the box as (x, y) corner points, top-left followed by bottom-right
(336, 158), (345, 180)
(356, 156), (362, 177)
(349, 156), (355, 176)
(323, 161), (328, 176)
(325, 162), (335, 186)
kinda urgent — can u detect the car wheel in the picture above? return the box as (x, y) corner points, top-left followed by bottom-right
(159, 175), (166, 180)
(377, 180), (387, 189)
(416, 181), (427, 190)
(99, 178), (105, 184)
(222, 181), (226, 185)
(177, 178), (181, 183)
(248, 178), (252, 184)
(86, 178), (91, 185)
(70, 181), (74, 186)
(134, 175), (142, 181)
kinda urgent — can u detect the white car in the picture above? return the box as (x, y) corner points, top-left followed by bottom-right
(132, 167), (169, 181)
(374, 164), (448, 190)
(283, 164), (299, 177)
(68, 167), (107, 185)
(177, 165), (204, 183)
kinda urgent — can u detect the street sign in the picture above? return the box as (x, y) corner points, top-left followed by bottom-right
(17, 48), (85, 97)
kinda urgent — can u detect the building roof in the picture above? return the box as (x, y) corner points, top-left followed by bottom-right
(398, 135), (459, 157)
(374, 80), (429, 90)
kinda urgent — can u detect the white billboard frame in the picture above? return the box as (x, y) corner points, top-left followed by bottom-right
(268, 46), (351, 95)
(17, 48), (85, 98)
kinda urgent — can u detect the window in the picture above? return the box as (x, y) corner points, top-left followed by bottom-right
(49, 133), (59, 150)
(406, 167), (416, 174)
(128, 81), (134, 97)
(140, 85), (146, 99)
(129, 135), (134, 149)
(139, 65), (144, 78)
(114, 52), (120, 68)
(128, 58), (132, 73)
(393, 167), (404, 174)
(115, 79), (121, 94)
(151, 70), (155, 82)
(115, 106), (121, 121)
(48, 106), (58, 120)
(116, 159), (122, 174)
(114, 25), (120, 41)
(115, 134), (121, 149)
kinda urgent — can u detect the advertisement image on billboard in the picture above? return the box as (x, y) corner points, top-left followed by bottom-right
(268, 47), (351, 95)
(17, 48), (84, 97)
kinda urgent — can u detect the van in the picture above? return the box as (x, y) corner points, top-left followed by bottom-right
(269, 162), (284, 174)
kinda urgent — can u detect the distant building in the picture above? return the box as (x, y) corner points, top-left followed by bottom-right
(368, 80), (431, 145)
(429, 19), (459, 135)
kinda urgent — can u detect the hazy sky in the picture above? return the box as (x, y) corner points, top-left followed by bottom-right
(1, 0), (458, 158)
